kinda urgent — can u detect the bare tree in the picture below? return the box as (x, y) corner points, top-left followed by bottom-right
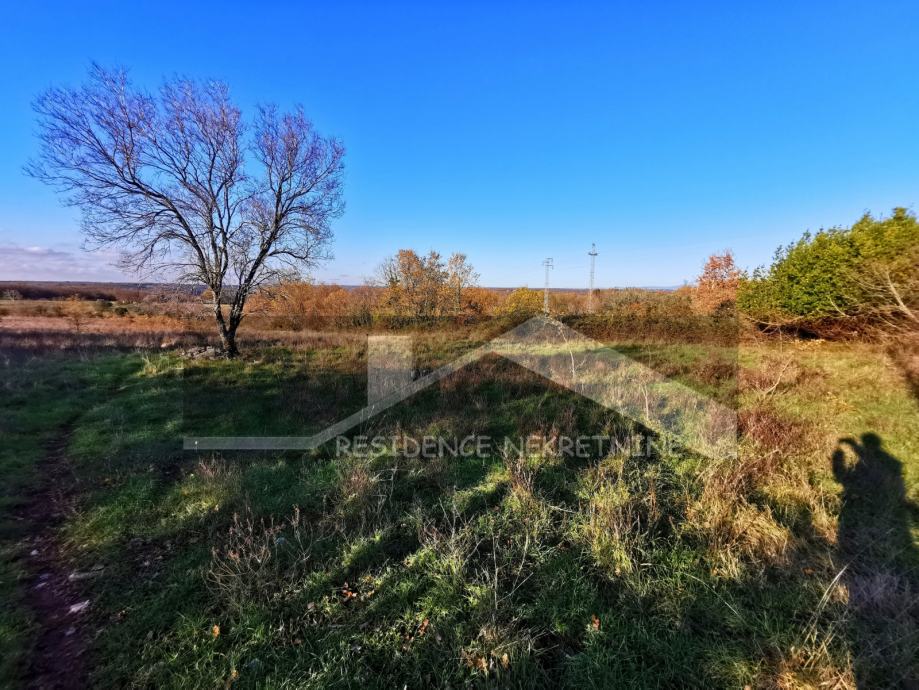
(27, 65), (345, 356)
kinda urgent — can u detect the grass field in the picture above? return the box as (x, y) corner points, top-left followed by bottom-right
(1, 323), (917, 688)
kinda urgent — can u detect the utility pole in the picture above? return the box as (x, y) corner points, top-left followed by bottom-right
(542, 258), (553, 314)
(587, 243), (598, 312)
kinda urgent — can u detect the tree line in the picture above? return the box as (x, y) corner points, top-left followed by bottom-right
(27, 65), (916, 352)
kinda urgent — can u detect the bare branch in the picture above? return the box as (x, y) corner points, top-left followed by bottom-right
(27, 65), (344, 355)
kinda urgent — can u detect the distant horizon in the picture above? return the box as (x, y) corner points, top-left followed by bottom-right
(0, 278), (683, 292)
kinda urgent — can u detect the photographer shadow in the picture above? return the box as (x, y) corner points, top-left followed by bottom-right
(832, 433), (919, 688)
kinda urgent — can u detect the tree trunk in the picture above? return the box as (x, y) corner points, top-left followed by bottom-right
(219, 326), (239, 358)
(212, 299), (240, 358)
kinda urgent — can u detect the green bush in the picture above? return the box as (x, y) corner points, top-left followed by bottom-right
(739, 208), (919, 331)
(93, 299), (114, 314)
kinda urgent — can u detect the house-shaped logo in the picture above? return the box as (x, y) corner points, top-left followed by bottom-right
(185, 315), (737, 459)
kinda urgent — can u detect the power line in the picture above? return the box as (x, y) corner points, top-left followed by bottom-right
(542, 257), (553, 314)
(587, 243), (598, 312)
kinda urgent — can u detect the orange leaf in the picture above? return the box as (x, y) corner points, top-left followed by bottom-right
(212, 624), (221, 638)
(591, 615), (601, 631)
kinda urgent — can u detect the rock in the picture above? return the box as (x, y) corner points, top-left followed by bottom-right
(182, 345), (224, 360)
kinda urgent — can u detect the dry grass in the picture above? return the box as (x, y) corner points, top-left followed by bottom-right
(328, 457), (396, 535)
(208, 506), (321, 614)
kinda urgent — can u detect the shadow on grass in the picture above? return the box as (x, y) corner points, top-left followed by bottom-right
(8, 348), (847, 687)
(832, 433), (919, 688)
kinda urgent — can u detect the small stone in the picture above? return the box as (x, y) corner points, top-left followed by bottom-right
(30, 549), (39, 556)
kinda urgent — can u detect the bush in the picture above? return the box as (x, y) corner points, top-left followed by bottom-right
(498, 288), (543, 316)
(566, 288), (738, 344)
(692, 252), (742, 315)
(739, 208), (919, 333)
(93, 299), (113, 314)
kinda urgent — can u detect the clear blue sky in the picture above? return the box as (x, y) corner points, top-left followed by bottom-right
(2, 1), (918, 288)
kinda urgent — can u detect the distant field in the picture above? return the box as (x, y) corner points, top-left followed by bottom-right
(1, 304), (917, 688)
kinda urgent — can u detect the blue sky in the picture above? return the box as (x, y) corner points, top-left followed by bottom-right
(2, 1), (918, 288)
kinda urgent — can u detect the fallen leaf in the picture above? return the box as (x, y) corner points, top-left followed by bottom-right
(591, 614), (601, 631)
(212, 624), (221, 639)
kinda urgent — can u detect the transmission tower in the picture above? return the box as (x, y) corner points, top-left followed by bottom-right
(542, 258), (553, 314)
(587, 243), (598, 312)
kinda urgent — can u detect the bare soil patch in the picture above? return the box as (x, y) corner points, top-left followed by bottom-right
(18, 428), (89, 690)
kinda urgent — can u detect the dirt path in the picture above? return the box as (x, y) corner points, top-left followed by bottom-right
(19, 427), (89, 689)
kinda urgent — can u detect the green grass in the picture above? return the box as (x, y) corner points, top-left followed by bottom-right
(0, 334), (916, 688)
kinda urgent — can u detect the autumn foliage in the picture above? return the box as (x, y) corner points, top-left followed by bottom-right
(377, 250), (479, 319)
(692, 252), (742, 315)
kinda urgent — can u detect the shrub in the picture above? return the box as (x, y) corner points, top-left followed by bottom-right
(692, 252), (742, 315)
(498, 288), (543, 316)
(739, 208), (919, 333)
(93, 299), (113, 314)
